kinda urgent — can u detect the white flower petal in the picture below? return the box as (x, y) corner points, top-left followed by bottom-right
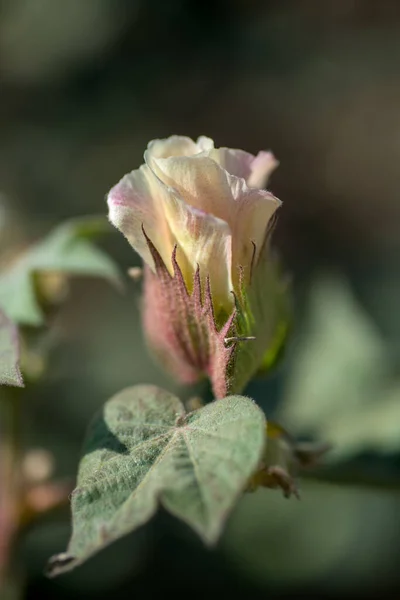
(107, 165), (174, 272)
(146, 135), (200, 160)
(209, 148), (278, 189)
(208, 147), (254, 180)
(232, 185), (281, 284)
(247, 151), (279, 189)
(147, 154), (234, 224)
(108, 135), (281, 314)
(162, 193), (233, 313)
(196, 136), (215, 151)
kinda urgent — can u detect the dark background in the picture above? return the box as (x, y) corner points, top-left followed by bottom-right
(1, 0), (400, 598)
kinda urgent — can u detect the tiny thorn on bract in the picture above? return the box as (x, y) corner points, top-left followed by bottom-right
(224, 335), (256, 346)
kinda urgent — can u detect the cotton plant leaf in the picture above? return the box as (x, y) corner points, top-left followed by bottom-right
(0, 216), (121, 326)
(47, 385), (266, 576)
(0, 308), (23, 387)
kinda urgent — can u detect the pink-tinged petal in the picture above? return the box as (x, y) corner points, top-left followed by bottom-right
(208, 147), (255, 180)
(209, 148), (279, 189)
(162, 191), (233, 315)
(146, 135), (201, 160)
(247, 151), (279, 189)
(147, 154), (234, 224)
(107, 165), (175, 272)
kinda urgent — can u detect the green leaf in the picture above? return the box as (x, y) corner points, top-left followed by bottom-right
(0, 308), (23, 387)
(47, 385), (265, 576)
(0, 216), (121, 326)
(279, 276), (400, 463)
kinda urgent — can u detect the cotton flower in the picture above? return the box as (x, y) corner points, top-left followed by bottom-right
(107, 136), (288, 398)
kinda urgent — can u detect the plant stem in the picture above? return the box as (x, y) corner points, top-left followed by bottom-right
(0, 388), (23, 599)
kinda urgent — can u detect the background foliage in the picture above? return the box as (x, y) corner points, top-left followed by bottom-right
(1, 0), (400, 598)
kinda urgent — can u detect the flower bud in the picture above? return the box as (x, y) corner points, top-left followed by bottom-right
(107, 135), (289, 398)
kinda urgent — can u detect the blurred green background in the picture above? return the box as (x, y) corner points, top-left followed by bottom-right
(2, 0), (400, 597)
